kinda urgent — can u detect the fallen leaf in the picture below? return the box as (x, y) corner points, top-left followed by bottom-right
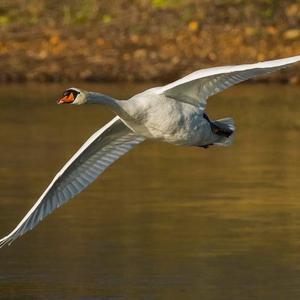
(188, 21), (199, 32)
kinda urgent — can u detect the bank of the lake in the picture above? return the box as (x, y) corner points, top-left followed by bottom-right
(0, 1), (299, 83)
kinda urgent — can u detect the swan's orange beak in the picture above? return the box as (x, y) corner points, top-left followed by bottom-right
(57, 92), (75, 104)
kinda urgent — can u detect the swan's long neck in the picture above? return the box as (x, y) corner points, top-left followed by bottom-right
(86, 92), (120, 108)
(85, 92), (129, 120)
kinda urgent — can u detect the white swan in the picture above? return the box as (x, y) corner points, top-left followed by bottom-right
(1, 55), (299, 247)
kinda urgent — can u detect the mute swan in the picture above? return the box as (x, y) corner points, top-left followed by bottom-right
(1, 55), (300, 247)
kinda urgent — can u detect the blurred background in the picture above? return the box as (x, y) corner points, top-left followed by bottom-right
(1, 1), (300, 300)
(0, 0), (299, 83)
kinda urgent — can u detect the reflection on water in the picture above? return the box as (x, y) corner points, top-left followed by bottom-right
(0, 83), (300, 299)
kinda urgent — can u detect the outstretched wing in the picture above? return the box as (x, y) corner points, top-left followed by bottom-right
(153, 55), (300, 110)
(0, 116), (144, 247)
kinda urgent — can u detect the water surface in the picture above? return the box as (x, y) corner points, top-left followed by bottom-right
(0, 83), (300, 299)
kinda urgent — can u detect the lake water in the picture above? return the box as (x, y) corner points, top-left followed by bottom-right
(0, 83), (300, 299)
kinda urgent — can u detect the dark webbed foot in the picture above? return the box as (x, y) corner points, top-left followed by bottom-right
(203, 112), (233, 138)
(211, 122), (233, 137)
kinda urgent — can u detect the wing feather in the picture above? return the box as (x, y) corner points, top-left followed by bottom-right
(0, 116), (144, 247)
(153, 55), (300, 109)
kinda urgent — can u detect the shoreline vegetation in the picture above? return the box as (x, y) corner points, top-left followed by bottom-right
(0, 0), (299, 84)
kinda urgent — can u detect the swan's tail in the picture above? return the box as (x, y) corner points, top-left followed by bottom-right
(212, 117), (235, 146)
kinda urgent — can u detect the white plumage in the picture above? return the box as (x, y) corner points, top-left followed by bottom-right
(0, 117), (144, 247)
(1, 55), (299, 247)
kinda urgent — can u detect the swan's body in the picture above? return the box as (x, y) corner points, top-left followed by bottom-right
(118, 93), (212, 145)
(1, 55), (300, 247)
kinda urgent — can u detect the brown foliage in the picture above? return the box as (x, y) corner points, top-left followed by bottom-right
(0, 0), (299, 83)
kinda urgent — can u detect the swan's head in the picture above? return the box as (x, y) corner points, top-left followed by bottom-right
(57, 88), (87, 105)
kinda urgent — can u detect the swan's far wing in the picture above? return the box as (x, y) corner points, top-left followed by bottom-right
(153, 55), (300, 110)
(0, 116), (144, 247)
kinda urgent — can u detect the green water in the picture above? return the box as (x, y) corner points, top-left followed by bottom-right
(0, 83), (300, 299)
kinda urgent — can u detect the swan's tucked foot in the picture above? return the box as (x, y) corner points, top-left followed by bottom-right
(203, 112), (234, 138)
(211, 122), (234, 138)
